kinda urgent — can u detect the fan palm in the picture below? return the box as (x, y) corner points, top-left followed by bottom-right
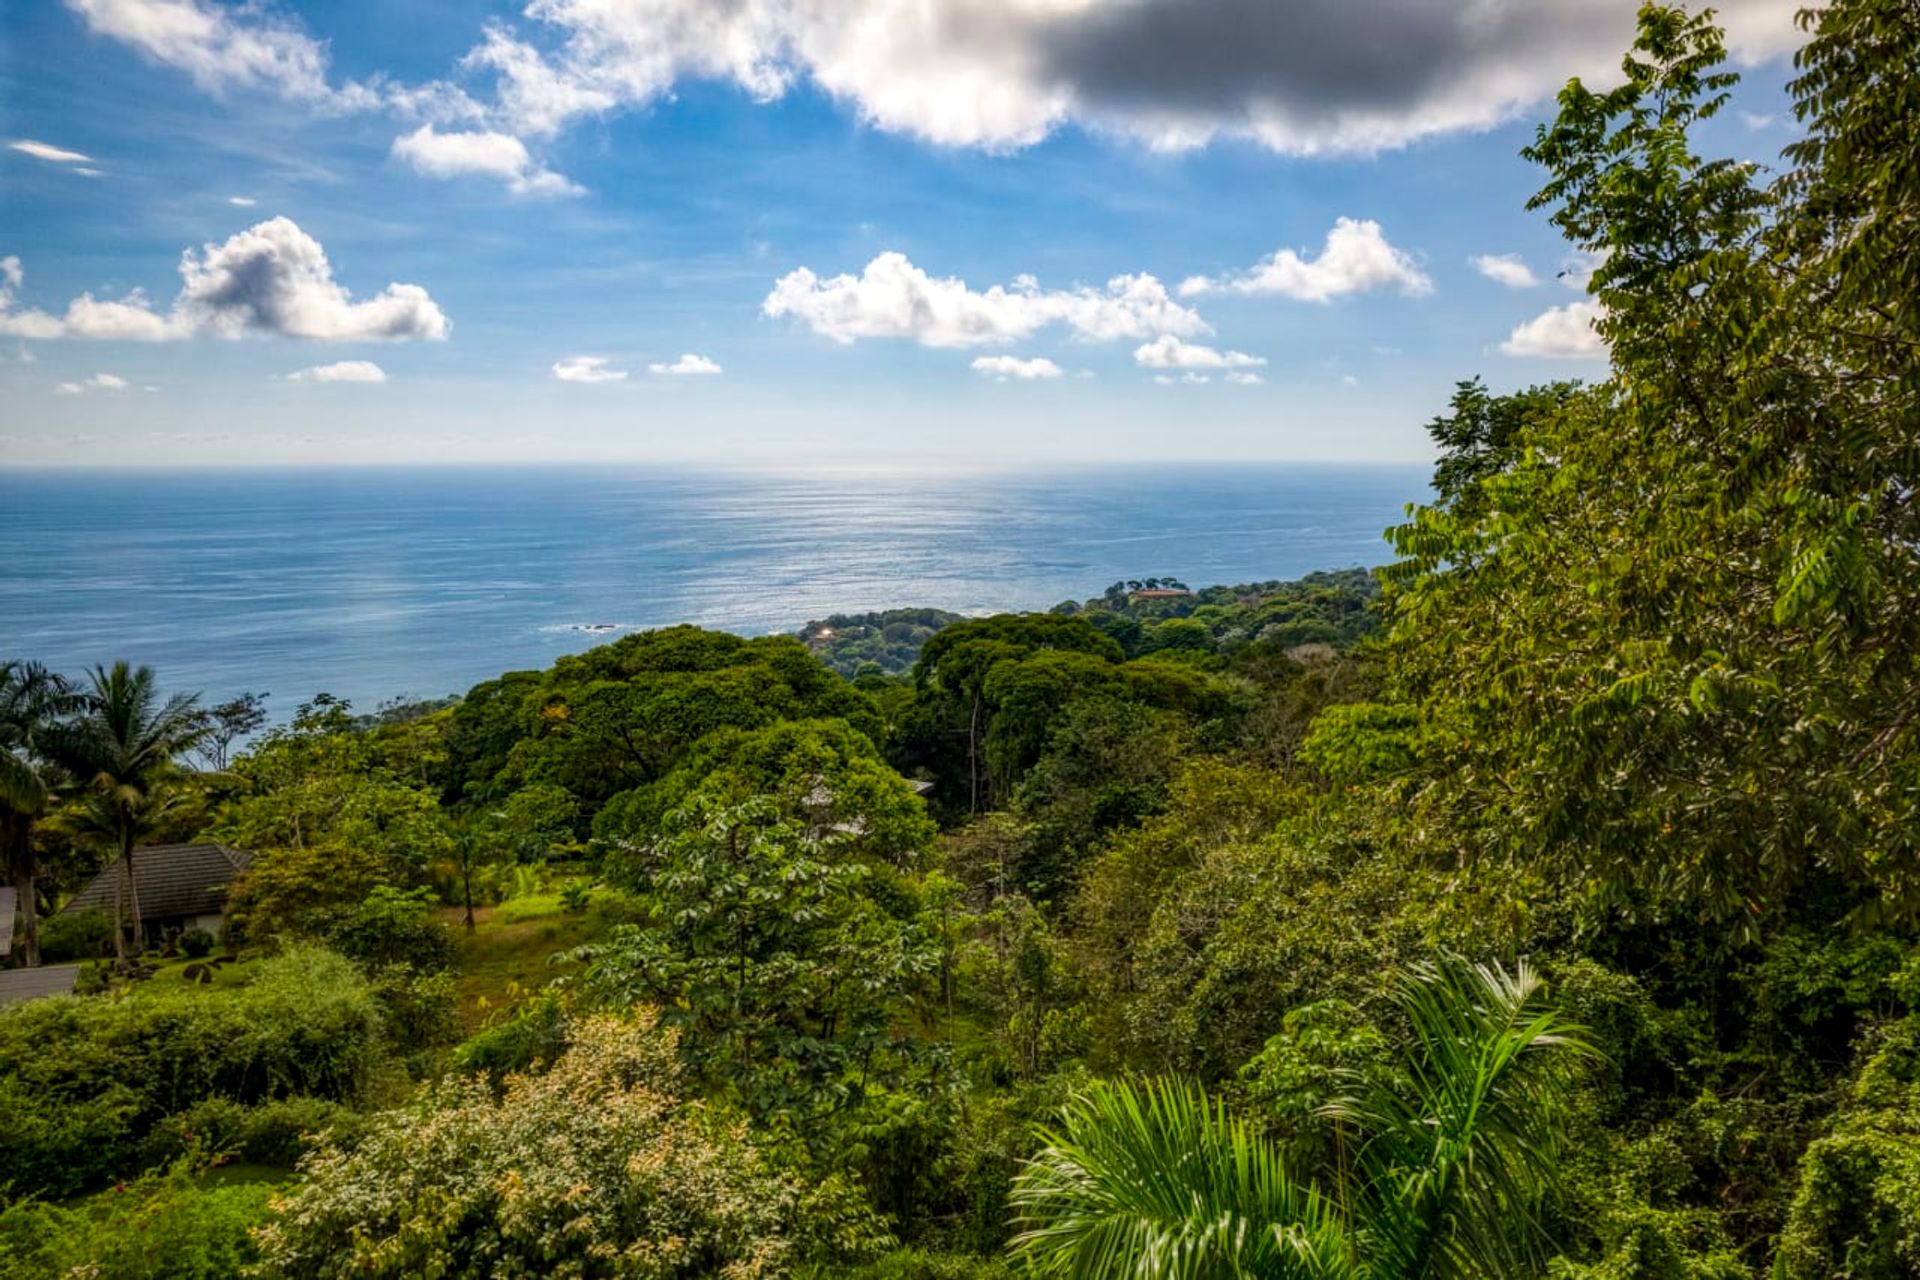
(0, 661), (80, 967)
(1009, 960), (1595, 1280)
(44, 663), (209, 963)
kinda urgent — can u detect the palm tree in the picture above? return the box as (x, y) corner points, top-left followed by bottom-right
(0, 662), (80, 967)
(1009, 960), (1595, 1280)
(45, 663), (209, 964)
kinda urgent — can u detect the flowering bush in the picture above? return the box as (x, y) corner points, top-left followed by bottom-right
(253, 1008), (888, 1278)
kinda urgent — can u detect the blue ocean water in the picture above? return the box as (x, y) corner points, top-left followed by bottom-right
(0, 464), (1429, 713)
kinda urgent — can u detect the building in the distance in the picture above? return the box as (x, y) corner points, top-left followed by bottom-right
(59, 843), (251, 946)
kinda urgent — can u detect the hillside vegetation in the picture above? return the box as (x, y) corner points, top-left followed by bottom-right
(3, 5), (1919, 1276)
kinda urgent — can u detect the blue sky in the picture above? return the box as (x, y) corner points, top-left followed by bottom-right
(1, 0), (1807, 466)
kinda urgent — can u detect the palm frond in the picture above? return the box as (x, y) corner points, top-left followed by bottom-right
(1010, 1076), (1359, 1280)
(1327, 959), (1598, 1279)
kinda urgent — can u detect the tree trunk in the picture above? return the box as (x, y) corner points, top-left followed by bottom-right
(122, 820), (144, 959)
(111, 838), (129, 965)
(968, 690), (982, 814)
(5, 813), (38, 967)
(462, 846), (476, 931)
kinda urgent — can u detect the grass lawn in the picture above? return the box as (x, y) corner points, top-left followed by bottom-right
(443, 892), (631, 1033)
(134, 951), (257, 991)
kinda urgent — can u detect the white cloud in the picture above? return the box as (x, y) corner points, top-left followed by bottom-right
(0, 218), (449, 342)
(1154, 372), (1213, 386)
(648, 353), (723, 376)
(971, 355), (1063, 380)
(286, 359), (387, 382)
(64, 0), (1804, 163)
(391, 124), (580, 197)
(54, 372), (129, 394)
(1227, 371), (1265, 386)
(463, 24), (618, 138)
(9, 139), (93, 164)
(1500, 300), (1607, 358)
(1740, 111), (1777, 130)
(764, 251), (1206, 349)
(1133, 334), (1264, 369)
(1340, 373), (1359, 387)
(1181, 218), (1431, 302)
(175, 218), (450, 339)
(61, 0), (368, 107)
(228, 195), (257, 206)
(1, 257), (21, 292)
(1470, 253), (1539, 288)
(552, 355), (627, 382)
(428, 0), (1802, 157)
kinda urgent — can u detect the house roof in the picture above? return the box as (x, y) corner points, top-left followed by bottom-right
(61, 843), (251, 922)
(0, 965), (79, 1006)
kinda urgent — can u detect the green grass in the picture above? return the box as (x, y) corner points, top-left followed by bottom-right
(443, 894), (629, 1033)
(496, 891), (566, 922)
(115, 950), (257, 994)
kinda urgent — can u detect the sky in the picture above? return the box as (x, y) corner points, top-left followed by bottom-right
(0, 0), (1810, 467)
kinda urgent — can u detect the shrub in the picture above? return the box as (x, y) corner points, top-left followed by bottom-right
(0, 1157), (271, 1280)
(453, 989), (571, 1080)
(254, 1010), (890, 1277)
(37, 907), (114, 963)
(560, 879), (593, 913)
(367, 964), (459, 1054)
(179, 927), (215, 959)
(140, 1095), (365, 1170)
(322, 885), (456, 973)
(825, 1249), (1011, 1280)
(0, 946), (384, 1198)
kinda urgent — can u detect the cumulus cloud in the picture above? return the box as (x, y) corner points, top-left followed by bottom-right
(648, 353), (722, 375)
(9, 139), (93, 165)
(1154, 372), (1212, 386)
(764, 251), (1206, 349)
(1500, 300), (1607, 358)
(1471, 253), (1539, 288)
(54, 372), (129, 394)
(0, 256), (188, 340)
(1226, 371), (1264, 385)
(552, 355), (627, 382)
(1182, 218), (1430, 302)
(971, 355), (1063, 380)
(175, 218), (450, 339)
(0, 218), (449, 342)
(1133, 334), (1264, 369)
(286, 359), (387, 382)
(391, 124), (581, 196)
(65, 0), (1805, 167)
(417, 0), (1802, 156)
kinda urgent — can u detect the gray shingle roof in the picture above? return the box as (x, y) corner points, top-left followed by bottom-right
(0, 965), (79, 1006)
(61, 844), (250, 921)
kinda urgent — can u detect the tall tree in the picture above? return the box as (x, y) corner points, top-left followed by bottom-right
(0, 662), (79, 967)
(195, 690), (268, 771)
(1384, 2), (1920, 929)
(46, 663), (208, 963)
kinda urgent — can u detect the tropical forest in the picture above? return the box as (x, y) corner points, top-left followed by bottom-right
(3, 4), (1919, 1276)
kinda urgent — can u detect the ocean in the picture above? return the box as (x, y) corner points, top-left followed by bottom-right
(0, 463), (1430, 714)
